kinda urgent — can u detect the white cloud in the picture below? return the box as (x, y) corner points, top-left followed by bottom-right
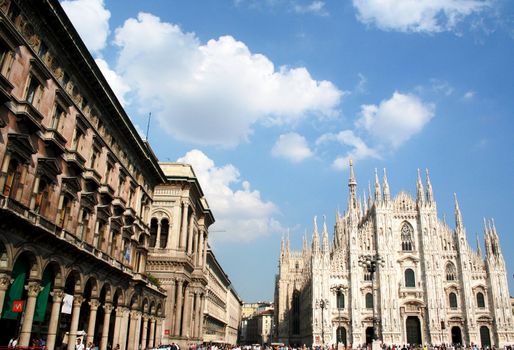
(272, 132), (313, 162)
(356, 91), (435, 148)
(61, 0), (111, 54)
(95, 58), (131, 106)
(463, 90), (476, 99)
(316, 130), (379, 170)
(113, 13), (343, 147)
(294, 1), (328, 16)
(177, 150), (283, 241)
(352, 0), (491, 33)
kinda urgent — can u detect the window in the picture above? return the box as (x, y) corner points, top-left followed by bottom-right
(449, 292), (458, 309)
(89, 147), (99, 169)
(476, 292), (485, 308)
(77, 208), (90, 240)
(71, 128), (84, 151)
(3, 159), (23, 199)
(117, 176), (125, 197)
(401, 222), (414, 251)
(446, 262), (457, 281)
(149, 218), (158, 248)
(337, 291), (345, 309)
(58, 196), (73, 228)
(364, 272), (372, 281)
(405, 268), (416, 287)
(38, 42), (48, 58)
(51, 104), (65, 130)
(26, 76), (42, 105)
(365, 293), (373, 309)
(34, 177), (51, 215)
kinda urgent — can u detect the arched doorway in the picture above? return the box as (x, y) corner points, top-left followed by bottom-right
(451, 326), (462, 346)
(406, 316), (422, 345)
(365, 327), (373, 345)
(480, 326), (491, 348)
(337, 326), (347, 345)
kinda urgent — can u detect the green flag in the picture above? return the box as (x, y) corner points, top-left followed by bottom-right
(33, 269), (51, 322)
(2, 260), (27, 320)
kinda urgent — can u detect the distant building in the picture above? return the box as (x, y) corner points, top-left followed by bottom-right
(241, 303), (274, 345)
(204, 247), (242, 346)
(275, 164), (514, 348)
(147, 163), (214, 348)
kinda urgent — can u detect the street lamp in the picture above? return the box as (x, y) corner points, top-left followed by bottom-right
(316, 298), (329, 347)
(358, 254), (385, 348)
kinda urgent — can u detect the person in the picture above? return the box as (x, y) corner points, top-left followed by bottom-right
(114, 344), (120, 350)
(77, 338), (85, 350)
(8, 337), (18, 349)
(171, 343), (178, 350)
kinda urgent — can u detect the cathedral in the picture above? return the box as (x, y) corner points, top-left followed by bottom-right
(274, 163), (514, 348)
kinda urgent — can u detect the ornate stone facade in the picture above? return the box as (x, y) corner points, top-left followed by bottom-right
(274, 164), (514, 348)
(147, 163), (214, 347)
(0, 1), (165, 349)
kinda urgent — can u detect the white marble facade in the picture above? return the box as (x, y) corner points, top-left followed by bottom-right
(274, 164), (514, 348)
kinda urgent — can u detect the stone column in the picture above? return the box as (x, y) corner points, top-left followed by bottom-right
(148, 317), (156, 348)
(198, 294), (206, 339)
(187, 214), (194, 254)
(174, 280), (184, 336)
(164, 280), (176, 342)
(141, 315), (149, 350)
(182, 288), (193, 338)
(0, 274), (11, 314)
(179, 202), (189, 249)
(156, 222), (161, 248)
(119, 307), (130, 350)
(127, 310), (139, 350)
(134, 312), (142, 350)
(19, 282), (42, 346)
(87, 298), (100, 343)
(197, 231), (204, 267)
(194, 292), (201, 339)
(192, 231), (198, 263)
(112, 306), (124, 349)
(46, 289), (65, 350)
(100, 303), (113, 350)
(202, 233), (208, 267)
(155, 318), (163, 347)
(67, 295), (84, 350)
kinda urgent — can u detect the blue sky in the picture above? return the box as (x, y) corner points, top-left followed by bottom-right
(60, 0), (514, 302)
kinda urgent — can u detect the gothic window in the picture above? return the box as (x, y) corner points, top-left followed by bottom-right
(449, 292), (458, 309)
(364, 271), (372, 281)
(365, 293), (373, 309)
(446, 262), (457, 281)
(292, 290), (300, 335)
(337, 291), (345, 309)
(401, 222), (414, 251)
(405, 268), (416, 287)
(295, 262), (299, 269)
(476, 292), (485, 308)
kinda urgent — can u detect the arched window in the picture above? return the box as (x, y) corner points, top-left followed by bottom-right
(446, 262), (457, 281)
(149, 218), (158, 247)
(160, 218), (169, 248)
(337, 291), (345, 309)
(476, 292), (485, 308)
(364, 272), (372, 281)
(401, 222), (414, 251)
(449, 292), (458, 309)
(365, 293), (373, 309)
(405, 268), (416, 287)
(292, 290), (300, 335)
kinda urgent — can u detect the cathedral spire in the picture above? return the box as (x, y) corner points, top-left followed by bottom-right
(363, 189), (368, 213)
(416, 168), (425, 205)
(286, 228), (291, 254)
(322, 215), (329, 253)
(454, 193), (463, 229)
(303, 230), (308, 253)
(476, 232), (482, 257)
(374, 168), (382, 203)
(383, 168), (390, 203)
(426, 169), (434, 203)
(312, 216), (320, 253)
(348, 159), (357, 211)
(368, 181), (373, 208)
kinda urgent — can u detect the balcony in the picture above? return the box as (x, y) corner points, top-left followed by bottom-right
(11, 101), (46, 132)
(40, 129), (67, 154)
(83, 168), (101, 187)
(99, 183), (115, 198)
(63, 151), (86, 172)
